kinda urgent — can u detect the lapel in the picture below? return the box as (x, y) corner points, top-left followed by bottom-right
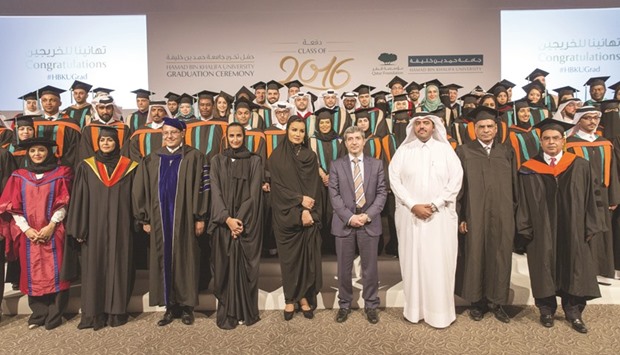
(363, 155), (371, 193)
(344, 155), (355, 195)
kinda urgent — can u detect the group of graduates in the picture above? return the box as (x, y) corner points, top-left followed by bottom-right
(0, 68), (619, 333)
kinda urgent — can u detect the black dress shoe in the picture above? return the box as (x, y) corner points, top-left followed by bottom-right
(336, 308), (351, 323)
(181, 308), (195, 325)
(540, 314), (554, 328)
(365, 308), (379, 324)
(283, 310), (294, 321)
(569, 318), (588, 334)
(157, 311), (174, 326)
(469, 307), (485, 321)
(492, 305), (510, 323)
(301, 308), (314, 319)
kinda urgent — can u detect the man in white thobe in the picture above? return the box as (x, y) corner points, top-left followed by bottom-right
(389, 112), (463, 328)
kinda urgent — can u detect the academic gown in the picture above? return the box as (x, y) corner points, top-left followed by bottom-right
(64, 156), (138, 327)
(0, 166), (72, 296)
(599, 103), (620, 269)
(262, 127), (287, 252)
(268, 141), (323, 307)
(33, 118), (82, 168)
(566, 135), (620, 278)
(0, 127), (15, 149)
(63, 105), (92, 129)
(129, 124), (164, 162)
(455, 141), (518, 305)
(208, 154), (263, 329)
(127, 110), (148, 134)
(184, 120), (226, 162)
(309, 135), (345, 254)
(507, 125), (541, 169)
(132, 145), (210, 307)
(516, 154), (602, 299)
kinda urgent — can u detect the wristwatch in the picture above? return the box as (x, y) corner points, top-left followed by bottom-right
(430, 203), (438, 213)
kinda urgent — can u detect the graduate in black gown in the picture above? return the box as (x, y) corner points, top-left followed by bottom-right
(65, 126), (139, 330)
(268, 115), (323, 320)
(209, 123), (263, 329)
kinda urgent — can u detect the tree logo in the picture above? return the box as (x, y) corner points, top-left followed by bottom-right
(378, 53), (397, 65)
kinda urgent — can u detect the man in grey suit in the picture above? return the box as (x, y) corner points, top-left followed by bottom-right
(329, 126), (387, 324)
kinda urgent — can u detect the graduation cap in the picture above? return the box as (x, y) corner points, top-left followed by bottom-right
(195, 89), (219, 100)
(5, 114), (38, 127)
(266, 80), (284, 91)
(513, 99), (530, 112)
(314, 107), (336, 120)
(488, 82), (508, 96)
(353, 107), (374, 119)
(18, 137), (57, 149)
(131, 89), (154, 99)
(392, 108), (414, 120)
(92, 87), (114, 96)
(608, 81), (620, 92)
(423, 79), (443, 88)
(470, 85), (486, 97)
(234, 97), (260, 111)
(37, 85), (65, 97)
(352, 84), (375, 95)
(459, 93), (479, 105)
(234, 86), (255, 102)
(500, 79), (516, 89)
(163, 117), (187, 131)
(250, 81), (266, 90)
(165, 92), (181, 103)
(584, 76), (610, 87)
(178, 93), (195, 105)
(392, 93), (409, 102)
(386, 76), (407, 89)
(552, 86), (579, 96)
(70, 80), (92, 92)
(307, 91), (318, 104)
(284, 80), (303, 89)
(533, 118), (574, 135)
(441, 83), (463, 91)
(525, 68), (549, 81)
(371, 90), (390, 101)
(522, 80), (545, 94)
(466, 105), (499, 123)
(18, 91), (38, 100)
(217, 91), (234, 104)
(405, 81), (422, 93)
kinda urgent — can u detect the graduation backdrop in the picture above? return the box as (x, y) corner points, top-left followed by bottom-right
(0, 0), (619, 112)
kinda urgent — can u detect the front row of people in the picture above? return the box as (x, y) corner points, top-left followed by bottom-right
(0, 113), (601, 334)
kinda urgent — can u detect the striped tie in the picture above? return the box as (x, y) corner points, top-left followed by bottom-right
(353, 158), (366, 208)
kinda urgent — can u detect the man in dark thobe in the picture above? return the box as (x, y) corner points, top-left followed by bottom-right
(132, 118), (210, 326)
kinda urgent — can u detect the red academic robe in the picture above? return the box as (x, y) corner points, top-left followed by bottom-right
(0, 166), (72, 296)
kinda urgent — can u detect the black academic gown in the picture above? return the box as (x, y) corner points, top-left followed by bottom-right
(65, 155), (138, 327)
(78, 122), (131, 164)
(268, 140), (323, 307)
(132, 145), (209, 307)
(208, 153), (263, 329)
(516, 153), (602, 299)
(63, 105), (92, 129)
(599, 103), (620, 270)
(566, 135), (620, 278)
(0, 149), (17, 305)
(455, 140), (518, 305)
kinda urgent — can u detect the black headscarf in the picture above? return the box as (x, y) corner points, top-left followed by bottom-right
(20, 138), (58, 174)
(314, 114), (339, 141)
(94, 126), (121, 174)
(222, 123), (253, 180)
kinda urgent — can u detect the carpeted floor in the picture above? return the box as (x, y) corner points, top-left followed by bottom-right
(1, 305), (619, 354)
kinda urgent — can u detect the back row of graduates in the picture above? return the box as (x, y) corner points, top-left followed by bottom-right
(0, 68), (619, 330)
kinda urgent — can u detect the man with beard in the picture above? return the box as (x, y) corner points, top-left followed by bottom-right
(353, 84), (376, 110)
(128, 101), (170, 162)
(285, 80), (303, 99)
(565, 106), (620, 282)
(552, 98), (582, 123)
(341, 92), (358, 113)
(127, 89), (154, 133)
(251, 81), (267, 107)
(62, 80), (93, 128)
(32, 86), (81, 167)
(266, 80), (283, 106)
(165, 92), (181, 117)
(584, 76), (610, 106)
(553, 86), (580, 103)
(405, 82), (422, 109)
(78, 94), (130, 162)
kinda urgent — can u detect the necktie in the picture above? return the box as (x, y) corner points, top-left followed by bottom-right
(550, 157), (556, 167)
(485, 146), (491, 156)
(353, 158), (366, 208)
